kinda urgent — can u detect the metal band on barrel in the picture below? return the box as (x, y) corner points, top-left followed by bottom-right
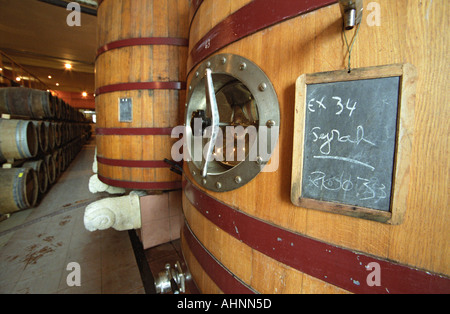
(95, 82), (186, 96)
(98, 175), (181, 190)
(95, 127), (174, 136)
(183, 221), (256, 294)
(188, 0), (337, 72)
(96, 37), (188, 57)
(97, 156), (173, 169)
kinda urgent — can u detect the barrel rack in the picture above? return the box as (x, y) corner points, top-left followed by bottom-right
(0, 87), (92, 215)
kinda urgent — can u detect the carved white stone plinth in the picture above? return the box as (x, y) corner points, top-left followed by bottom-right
(88, 174), (126, 195)
(84, 192), (141, 232)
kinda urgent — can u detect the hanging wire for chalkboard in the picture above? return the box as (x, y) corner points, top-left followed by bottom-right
(343, 21), (362, 73)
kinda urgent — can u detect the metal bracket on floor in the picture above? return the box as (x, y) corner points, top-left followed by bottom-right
(154, 261), (188, 294)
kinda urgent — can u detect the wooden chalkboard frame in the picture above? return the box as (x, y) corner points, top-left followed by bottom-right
(291, 64), (416, 224)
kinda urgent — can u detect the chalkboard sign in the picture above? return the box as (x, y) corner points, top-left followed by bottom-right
(291, 64), (416, 224)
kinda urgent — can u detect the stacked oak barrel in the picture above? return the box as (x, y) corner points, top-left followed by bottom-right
(0, 87), (92, 215)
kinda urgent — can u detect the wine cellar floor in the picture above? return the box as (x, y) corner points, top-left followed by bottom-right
(0, 138), (145, 294)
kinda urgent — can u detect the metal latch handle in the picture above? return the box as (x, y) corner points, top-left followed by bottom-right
(202, 68), (220, 178)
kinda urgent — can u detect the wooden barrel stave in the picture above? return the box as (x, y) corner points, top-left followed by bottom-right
(182, 0), (450, 294)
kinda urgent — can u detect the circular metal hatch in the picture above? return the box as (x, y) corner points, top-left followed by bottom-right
(185, 54), (280, 192)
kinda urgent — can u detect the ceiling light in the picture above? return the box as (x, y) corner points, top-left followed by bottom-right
(64, 63), (72, 70)
(82, 91), (88, 97)
(48, 75), (52, 79)
(56, 83), (60, 86)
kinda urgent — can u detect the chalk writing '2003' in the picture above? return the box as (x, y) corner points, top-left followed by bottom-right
(308, 171), (388, 202)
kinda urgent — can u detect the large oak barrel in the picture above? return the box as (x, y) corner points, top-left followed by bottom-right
(181, 0), (450, 294)
(58, 148), (66, 172)
(53, 122), (62, 148)
(54, 97), (62, 121)
(0, 87), (54, 119)
(95, 0), (189, 190)
(59, 100), (67, 121)
(30, 89), (55, 119)
(52, 150), (61, 179)
(0, 167), (38, 214)
(45, 153), (56, 185)
(32, 120), (48, 154)
(23, 159), (48, 195)
(44, 121), (55, 151)
(0, 119), (38, 162)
